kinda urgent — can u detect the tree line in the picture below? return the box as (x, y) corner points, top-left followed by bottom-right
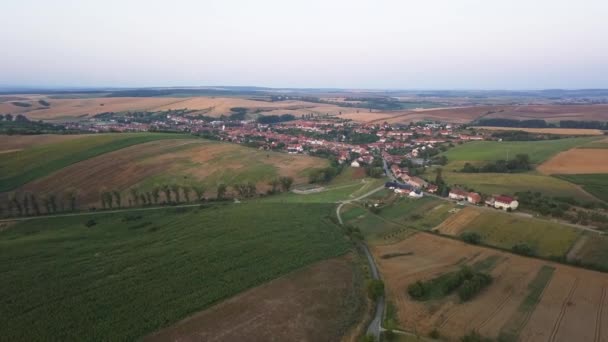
(1, 177), (295, 218)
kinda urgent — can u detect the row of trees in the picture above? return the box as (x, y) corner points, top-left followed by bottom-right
(461, 154), (531, 173)
(1, 177), (296, 217)
(3, 190), (78, 217)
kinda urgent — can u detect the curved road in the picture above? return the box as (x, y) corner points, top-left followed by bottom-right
(336, 185), (385, 340)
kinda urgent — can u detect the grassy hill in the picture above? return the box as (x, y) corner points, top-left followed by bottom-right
(0, 202), (351, 341)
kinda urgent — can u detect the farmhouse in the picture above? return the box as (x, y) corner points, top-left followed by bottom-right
(493, 195), (519, 211)
(407, 176), (428, 189)
(449, 188), (468, 201)
(467, 192), (482, 205)
(409, 189), (424, 198)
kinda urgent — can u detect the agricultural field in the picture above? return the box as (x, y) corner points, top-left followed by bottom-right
(0, 133), (190, 192)
(373, 233), (608, 342)
(442, 137), (598, 165)
(2, 135), (328, 208)
(0, 134), (94, 153)
(0, 202), (354, 341)
(538, 148), (608, 174)
(437, 207), (581, 258)
(440, 170), (597, 201)
(0, 95), (365, 121)
(567, 233), (608, 271)
(556, 174), (608, 202)
(145, 254), (364, 342)
(472, 126), (605, 135)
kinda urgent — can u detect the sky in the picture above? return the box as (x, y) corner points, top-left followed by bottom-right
(1, 0), (607, 89)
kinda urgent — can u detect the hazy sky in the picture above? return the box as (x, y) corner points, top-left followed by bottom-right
(1, 0), (607, 89)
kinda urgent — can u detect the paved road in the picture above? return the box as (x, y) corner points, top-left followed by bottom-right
(335, 185), (386, 341)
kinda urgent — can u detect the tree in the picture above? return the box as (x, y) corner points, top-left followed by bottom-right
(460, 232), (481, 245)
(171, 185), (181, 203)
(65, 189), (77, 212)
(30, 193), (41, 216)
(146, 192), (153, 205)
(22, 193), (30, 216)
(49, 194), (58, 212)
(435, 168), (444, 185)
(193, 186), (206, 201)
(113, 191), (122, 208)
(268, 178), (280, 193)
(9, 193), (23, 216)
(217, 183), (227, 200)
(152, 187), (161, 204)
(183, 186), (191, 202)
(41, 195), (51, 213)
(279, 176), (294, 192)
(367, 279), (385, 301)
(162, 185), (171, 203)
(130, 188), (140, 206)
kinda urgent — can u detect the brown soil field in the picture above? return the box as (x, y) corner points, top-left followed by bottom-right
(144, 254), (363, 342)
(0, 96), (345, 120)
(12, 139), (327, 207)
(373, 233), (608, 341)
(434, 207), (481, 235)
(483, 104), (608, 122)
(473, 126), (605, 135)
(0, 134), (92, 153)
(537, 148), (608, 174)
(0, 97), (186, 119)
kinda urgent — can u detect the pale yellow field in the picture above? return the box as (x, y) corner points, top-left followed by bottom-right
(473, 126), (604, 135)
(538, 148), (608, 174)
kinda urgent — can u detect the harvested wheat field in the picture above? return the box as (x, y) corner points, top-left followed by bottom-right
(483, 104), (608, 122)
(144, 254), (363, 342)
(14, 139), (328, 207)
(0, 134), (93, 153)
(149, 97), (316, 117)
(538, 148), (608, 174)
(434, 207), (481, 235)
(473, 126), (605, 135)
(373, 233), (608, 342)
(0, 97), (187, 120)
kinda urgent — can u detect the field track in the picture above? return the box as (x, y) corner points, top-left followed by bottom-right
(594, 287), (606, 342)
(548, 278), (579, 342)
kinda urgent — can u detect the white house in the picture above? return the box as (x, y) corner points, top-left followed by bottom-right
(449, 188), (468, 201)
(493, 195), (519, 210)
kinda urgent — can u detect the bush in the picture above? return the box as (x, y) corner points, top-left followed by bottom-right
(367, 279), (385, 301)
(512, 243), (535, 256)
(407, 281), (427, 299)
(429, 328), (440, 339)
(458, 273), (492, 301)
(460, 232), (481, 244)
(85, 219), (97, 227)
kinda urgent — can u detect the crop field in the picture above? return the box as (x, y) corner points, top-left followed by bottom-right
(442, 137), (598, 164)
(556, 174), (608, 202)
(0, 134), (93, 153)
(0, 133), (190, 192)
(538, 148), (608, 174)
(440, 170), (597, 201)
(441, 208), (581, 258)
(2, 136), (328, 208)
(373, 233), (608, 341)
(0, 95), (354, 120)
(145, 254), (363, 342)
(0, 202), (351, 341)
(472, 126), (605, 135)
(435, 207), (481, 235)
(567, 233), (608, 271)
(482, 104), (608, 122)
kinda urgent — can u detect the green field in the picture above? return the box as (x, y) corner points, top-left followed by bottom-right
(0, 202), (350, 341)
(569, 234), (608, 271)
(556, 174), (608, 202)
(441, 171), (597, 201)
(443, 137), (597, 164)
(461, 211), (581, 258)
(0, 133), (190, 192)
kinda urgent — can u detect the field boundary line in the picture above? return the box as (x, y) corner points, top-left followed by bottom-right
(476, 290), (513, 330)
(595, 286), (607, 342)
(549, 278), (579, 342)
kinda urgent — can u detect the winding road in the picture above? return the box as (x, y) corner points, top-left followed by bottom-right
(335, 185), (386, 340)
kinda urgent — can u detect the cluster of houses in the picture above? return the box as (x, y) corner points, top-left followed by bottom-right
(448, 188), (519, 210)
